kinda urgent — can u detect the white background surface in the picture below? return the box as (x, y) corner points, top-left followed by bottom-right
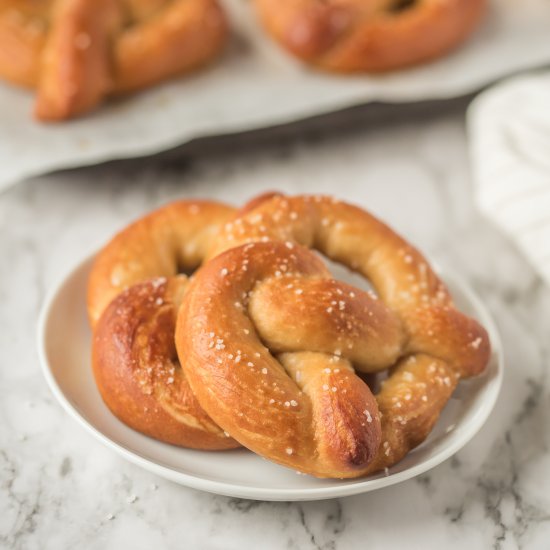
(1, 0), (550, 190)
(1, 100), (550, 548)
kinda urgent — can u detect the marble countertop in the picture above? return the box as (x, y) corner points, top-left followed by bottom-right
(1, 102), (549, 550)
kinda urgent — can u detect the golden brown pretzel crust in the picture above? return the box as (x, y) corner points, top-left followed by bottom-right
(88, 199), (235, 327)
(89, 199), (239, 450)
(208, 194), (489, 378)
(0, 0), (227, 120)
(174, 194), (491, 477)
(253, 0), (487, 72)
(177, 242), (383, 477)
(93, 276), (237, 449)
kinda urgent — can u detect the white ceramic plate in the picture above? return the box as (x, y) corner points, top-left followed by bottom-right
(38, 255), (503, 501)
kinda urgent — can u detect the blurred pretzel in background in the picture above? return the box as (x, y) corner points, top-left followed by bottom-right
(0, 0), (488, 120)
(0, 0), (227, 120)
(253, 0), (486, 72)
(174, 194), (490, 477)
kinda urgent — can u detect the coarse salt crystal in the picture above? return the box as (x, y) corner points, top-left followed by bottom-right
(470, 337), (482, 349)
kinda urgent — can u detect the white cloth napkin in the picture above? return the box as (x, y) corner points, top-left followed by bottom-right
(468, 72), (550, 286)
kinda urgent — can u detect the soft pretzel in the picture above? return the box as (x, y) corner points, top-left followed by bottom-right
(89, 200), (240, 449)
(253, 0), (486, 72)
(175, 194), (490, 477)
(177, 242), (384, 476)
(0, 0), (227, 120)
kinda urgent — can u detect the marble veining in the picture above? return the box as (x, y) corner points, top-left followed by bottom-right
(1, 107), (550, 550)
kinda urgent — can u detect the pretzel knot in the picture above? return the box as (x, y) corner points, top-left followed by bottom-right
(177, 194), (490, 477)
(0, 0), (227, 120)
(253, 0), (486, 72)
(90, 200), (240, 449)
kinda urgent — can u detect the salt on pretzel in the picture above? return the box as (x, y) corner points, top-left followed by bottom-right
(175, 194), (490, 476)
(0, 0), (227, 120)
(89, 200), (239, 449)
(177, 242), (385, 476)
(253, 0), (486, 72)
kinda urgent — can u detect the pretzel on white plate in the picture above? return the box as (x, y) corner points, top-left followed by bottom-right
(175, 194), (490, 477)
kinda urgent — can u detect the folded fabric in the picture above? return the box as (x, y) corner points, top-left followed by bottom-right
(468, 72), (550, 286)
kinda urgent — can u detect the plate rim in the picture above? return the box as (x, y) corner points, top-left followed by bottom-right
(37, 253), (503, 501)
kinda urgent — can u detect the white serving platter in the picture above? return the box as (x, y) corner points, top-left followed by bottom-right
(2, 0), (550, 190)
